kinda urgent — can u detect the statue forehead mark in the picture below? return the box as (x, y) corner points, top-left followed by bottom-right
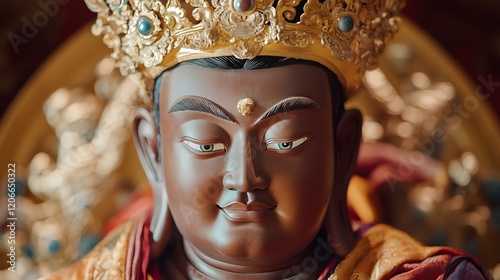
(237, 98), (255, 116)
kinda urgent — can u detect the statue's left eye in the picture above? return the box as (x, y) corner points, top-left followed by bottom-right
(183, 141), (226, 153)
(200, 144), (214, 152)
(277, 142), (292, 150)
(267, 137), (310, 151)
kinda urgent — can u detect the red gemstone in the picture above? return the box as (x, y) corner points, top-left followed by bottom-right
(233, 0), (255, 13)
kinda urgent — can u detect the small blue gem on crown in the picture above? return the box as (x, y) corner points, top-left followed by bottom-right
(137, 16), (153, 36)
(48, 239), (61, 254)
(338, 15), (355, 32)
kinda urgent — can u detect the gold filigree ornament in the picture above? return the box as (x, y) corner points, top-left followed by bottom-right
(85, 0), (406, 103)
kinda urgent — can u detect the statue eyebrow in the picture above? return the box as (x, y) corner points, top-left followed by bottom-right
(259, 97), (322, 121)
(167, 97), (235, 122)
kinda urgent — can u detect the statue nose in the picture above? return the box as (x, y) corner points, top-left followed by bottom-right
(223, 172), (269, 192)
(223, 137), (269, 192)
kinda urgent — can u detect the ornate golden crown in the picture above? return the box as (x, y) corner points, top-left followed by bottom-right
(85, 0), (405, 101)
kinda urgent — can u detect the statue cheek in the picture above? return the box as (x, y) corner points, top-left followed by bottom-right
(165, 160), (222, 233)
(165, 148), (224, 209)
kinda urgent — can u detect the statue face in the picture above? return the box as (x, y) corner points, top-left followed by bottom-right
(158, 64), (336, 269)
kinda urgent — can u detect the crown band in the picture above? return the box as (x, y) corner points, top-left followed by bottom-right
(85, 0), (405, 101)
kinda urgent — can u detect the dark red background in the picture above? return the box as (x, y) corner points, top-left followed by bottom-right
(1, 0), (499, 120)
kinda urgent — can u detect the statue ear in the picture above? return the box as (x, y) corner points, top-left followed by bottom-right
(324, 109), (362, 256)
(132, 108), (172, 258)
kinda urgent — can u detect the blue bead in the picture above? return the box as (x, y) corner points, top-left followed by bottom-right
(119, 0), (129, 10)
(79, 234), (101, 258)
(113, 0), (129, 13)
(338, 15), (355, 32)
(137, 16), (153, 36)
(47, 240), (61, 254)
(15, 179), (26, 196)
(4, 178), (26, 196)
(23, 245), (35, 259)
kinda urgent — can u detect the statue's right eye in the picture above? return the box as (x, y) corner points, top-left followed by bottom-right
(183, 140), (226, 153)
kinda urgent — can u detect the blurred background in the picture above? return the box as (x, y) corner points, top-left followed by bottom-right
(0, 0), (499, 279)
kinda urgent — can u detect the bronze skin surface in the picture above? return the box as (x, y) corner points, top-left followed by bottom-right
(133, 61), (362, 279)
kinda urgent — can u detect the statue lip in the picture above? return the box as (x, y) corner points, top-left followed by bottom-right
(218, 201), (276, 221)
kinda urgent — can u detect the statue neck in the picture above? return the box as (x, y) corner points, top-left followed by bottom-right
(164, 237), (331, 280)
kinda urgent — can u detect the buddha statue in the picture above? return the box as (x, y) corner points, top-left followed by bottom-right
(41, 0), (491, 278)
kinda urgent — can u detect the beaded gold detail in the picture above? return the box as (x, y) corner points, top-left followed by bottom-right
(85, 0), (405, 101)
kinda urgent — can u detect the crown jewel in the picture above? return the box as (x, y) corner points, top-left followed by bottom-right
(85, 0), (405, 100)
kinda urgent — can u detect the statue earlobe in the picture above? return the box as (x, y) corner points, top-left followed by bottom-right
(132, 108), (172, 259)
(324, 109), (362, 256)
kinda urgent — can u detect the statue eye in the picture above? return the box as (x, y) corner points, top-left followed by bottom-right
(266, 137), (310, 151)
(183, 140), (226, 153)
(200, 144), (215, 152)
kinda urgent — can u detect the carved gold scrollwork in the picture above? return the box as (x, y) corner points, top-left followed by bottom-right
(85, 0), (405, 101)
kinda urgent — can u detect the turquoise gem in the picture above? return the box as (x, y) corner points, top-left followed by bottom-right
(23, 245), (35, 259)
(338, 15), (354, 32)
(114, 0), (129, 13)
(137, 16), (153, 36)
(5, 179), (25, 196)
(48, 240), (61, 254)
(233, 0), (255, 13)
(79, 234), (101, 258)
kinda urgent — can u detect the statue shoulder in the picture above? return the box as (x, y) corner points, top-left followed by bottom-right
(331, 224), (489, 279)
(41, 219), (136, 280)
